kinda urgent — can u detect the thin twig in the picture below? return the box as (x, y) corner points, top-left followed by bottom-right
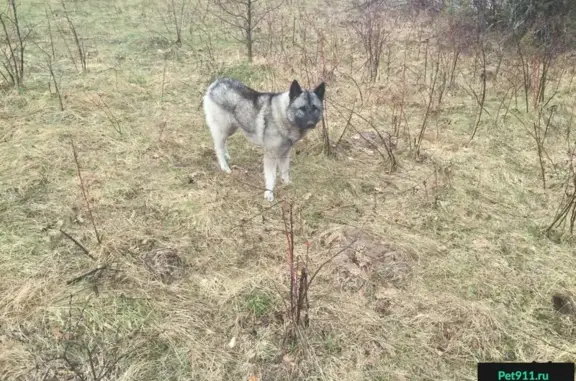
(468, 38), (487, 143)
(333, 101), (355, 150)
(66, 266), (107, 285)
(307, 237), (358, 288)
(61, 0), (86, 72)
(48, 57), (64, 111)
(59, 229), (96, 261)
(416, 49), (440, 157)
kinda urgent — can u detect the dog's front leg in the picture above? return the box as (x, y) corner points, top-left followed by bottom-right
(278, 149), (292, 185)
(263, 152), (277, 202)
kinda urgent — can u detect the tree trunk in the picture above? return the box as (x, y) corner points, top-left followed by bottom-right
(246, 0), (253, 62)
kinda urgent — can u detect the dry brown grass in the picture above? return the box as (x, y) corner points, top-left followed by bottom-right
(1, 0), (576, 380)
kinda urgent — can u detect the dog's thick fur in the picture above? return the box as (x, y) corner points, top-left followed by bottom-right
(203, 78), (325, 201)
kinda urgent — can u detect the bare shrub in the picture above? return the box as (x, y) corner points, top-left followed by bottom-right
(416, 49), (440, 157)
(46, 54), (64, 111)
(280, 202), (359, 343)
(504, 0), (576, 53)
(546, 98), (576, 238)
(349, 1), (390, 82)
(548, 172), (576, 238)
(468, 36), (488, 142)
(0, 0), (26, 87)
(329, 98), (398, 173)
(211, 0), (284, 62)
(196, 18), (219, 70)
(50, 0), (88, 73)
(152, 0), (192, 45)
(531, 105), (556, 189)
(23, 295), (139, 380)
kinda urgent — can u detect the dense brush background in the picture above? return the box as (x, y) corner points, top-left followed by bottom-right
(1, 0), (576, 379)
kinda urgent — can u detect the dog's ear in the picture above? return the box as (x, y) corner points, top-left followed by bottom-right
(313, 82), (326, 101)
(289, 80), (303, 102)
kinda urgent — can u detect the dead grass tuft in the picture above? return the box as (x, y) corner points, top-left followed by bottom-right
(143, 247), (186, 284)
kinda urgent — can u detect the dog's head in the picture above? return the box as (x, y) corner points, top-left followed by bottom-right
(286, 80), (325, 130)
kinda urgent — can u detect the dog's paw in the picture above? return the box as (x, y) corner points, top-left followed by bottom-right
(281, 177), (292, 185)
(264, 190), (274, 202)
(220, 165), (232, 174)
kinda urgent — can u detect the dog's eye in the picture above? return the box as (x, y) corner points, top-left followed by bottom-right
(299, 106), (306, 112)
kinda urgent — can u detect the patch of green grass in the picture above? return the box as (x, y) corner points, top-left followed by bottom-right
(209, 62), (273, 86)
(244, 289), (275, 317)
(322, 331), (343, 355)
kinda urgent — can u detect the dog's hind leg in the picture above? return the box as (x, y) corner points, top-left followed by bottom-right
(223, 124), (238, 161)
(211, 127), (232, 173)
(204, 100), (236, 173)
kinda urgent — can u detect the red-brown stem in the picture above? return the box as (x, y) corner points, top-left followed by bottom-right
(281, 202), (296, 314)
(71, 138), (102, 244)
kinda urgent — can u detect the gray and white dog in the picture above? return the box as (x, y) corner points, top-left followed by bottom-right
(203, 78), (325, 201)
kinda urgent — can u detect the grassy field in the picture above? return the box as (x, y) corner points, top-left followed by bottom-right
(2, 0), (576, 380)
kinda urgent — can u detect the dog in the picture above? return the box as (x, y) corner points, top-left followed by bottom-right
(202, 78), (325, 201)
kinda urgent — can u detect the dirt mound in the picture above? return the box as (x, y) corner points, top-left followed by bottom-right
(321, 228), (415, 292)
